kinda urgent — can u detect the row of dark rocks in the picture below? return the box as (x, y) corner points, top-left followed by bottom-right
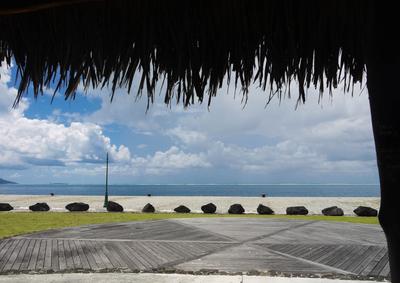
(0, 202), (378, 216)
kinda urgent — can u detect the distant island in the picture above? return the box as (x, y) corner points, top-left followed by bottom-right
(0, 178), (17, 184)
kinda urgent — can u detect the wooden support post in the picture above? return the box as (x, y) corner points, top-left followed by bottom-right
(367, 9), (400, 279)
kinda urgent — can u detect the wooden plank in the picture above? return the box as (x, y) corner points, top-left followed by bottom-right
(74, 240), (90, 270)
(151, 242), (184, 262)
(329, 245), (360, 269)
(69, 240), (82, 269)
(338, 245), (370, 271)
(0, 240), (18, 271)
(275, 243), (307, 255)
(156, 241), (187, 258)
(63, 240), (75, 270)
(85, 240), (106, 269)
(162, 242), (195, 259)
(78, 240), (99, 270)
(135, 241), (165, 266)
(51, 239), (60, 272)
(287, 245), (312, 258)
(0, 240), (7, 248)
(2, 239), (24, 271)
(91, 241), (113, 269)
(345, 245), (374, 273)
(329, 245), (359, 269)
(174, 241), (202, 257)
(182, 242), (209, 255)
(198, 242), (225, 254)
(201, 242), (229, 252)
(101, 242), (128, 269)
(285, 245), (311, 258)
(1, 240), (23, 271)
(43, 239), (52, 270)
(0, 239), (12, 266)
(298, 245), (326, 261)
(379, 260), (391, 277)
(307, 245), (334, 262)
(121, 242), (151, 269)
(57, 239), (67, 270)
(11, 239), (30, 271)
(178, 242), (206, 257)
(265, 244), (284, 252)
(108, 245), (131, 270)
(360, 246), (387, 276)
(351, 246), (383, 274)
(27, 239), (40, 270)
(274, 244), (299, 254)
(20, 239), (35, 271)
(35, 239), (46, 270)
(124, 242), (151, 270)
(112, 242), (140, 271)
(369, 250), (389, 277)
(317, 245), (345, 265)
(145, 242), (178, 263)
(0, 240), (9, 258)
(281, 244), (306, 255)
(163, 242), (198, 258)
(185, 242), (217, 256)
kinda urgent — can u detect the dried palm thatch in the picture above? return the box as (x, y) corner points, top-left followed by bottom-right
(0, 0), (371, 107)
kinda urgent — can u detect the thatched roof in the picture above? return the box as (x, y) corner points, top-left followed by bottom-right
(0, 0), (371, 107)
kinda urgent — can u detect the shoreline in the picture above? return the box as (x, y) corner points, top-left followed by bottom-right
(1, 195), (380, 215)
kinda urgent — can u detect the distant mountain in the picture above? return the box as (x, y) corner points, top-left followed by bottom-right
(0, 178), (17, 184)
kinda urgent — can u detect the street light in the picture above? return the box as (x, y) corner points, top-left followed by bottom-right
(103, 152), (109, 208)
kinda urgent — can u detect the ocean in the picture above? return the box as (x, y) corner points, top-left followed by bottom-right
(0, 184), (379, 197)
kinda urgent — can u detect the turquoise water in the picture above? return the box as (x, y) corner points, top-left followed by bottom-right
(0, 184), (379, 197)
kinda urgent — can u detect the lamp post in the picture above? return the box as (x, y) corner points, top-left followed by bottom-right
(103, 152), (109, 208)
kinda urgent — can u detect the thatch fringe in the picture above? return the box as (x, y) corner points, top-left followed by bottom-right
(0, 0), (370, 107)
(0, 0), (100, 16)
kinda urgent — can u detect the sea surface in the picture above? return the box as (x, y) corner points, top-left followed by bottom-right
(0, 184), (379, 197)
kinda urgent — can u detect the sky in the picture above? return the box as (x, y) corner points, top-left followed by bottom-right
(0, 61), (379, 185)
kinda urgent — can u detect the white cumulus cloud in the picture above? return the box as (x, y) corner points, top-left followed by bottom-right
(132, 146), (211, 175)
(0, 62), (130, 168)
(0, 62), (211, 181)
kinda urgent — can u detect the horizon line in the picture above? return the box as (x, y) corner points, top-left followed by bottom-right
(9, 183), (380, 186)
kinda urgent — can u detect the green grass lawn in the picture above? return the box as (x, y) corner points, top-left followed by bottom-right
(0, 212), (379, 239)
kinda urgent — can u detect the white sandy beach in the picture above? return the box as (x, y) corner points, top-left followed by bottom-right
(0, 195), (380, 215)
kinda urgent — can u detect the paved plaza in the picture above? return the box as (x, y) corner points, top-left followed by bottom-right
(0, 218), (390, 280)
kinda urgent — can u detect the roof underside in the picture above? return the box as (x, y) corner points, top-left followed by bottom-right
(0, 0), (371, 107)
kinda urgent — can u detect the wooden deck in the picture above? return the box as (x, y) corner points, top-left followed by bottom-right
(0, 218), (390, 279)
